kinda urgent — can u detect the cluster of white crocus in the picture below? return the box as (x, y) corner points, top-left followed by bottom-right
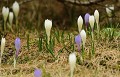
(77, 15), (86, 47)
(77, 15), (83, 33)
(2, 1), (19, 32)
(69, 52), (76, 77)
(44, 19), (52, 44)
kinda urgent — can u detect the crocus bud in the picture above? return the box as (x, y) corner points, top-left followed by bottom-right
(69, 52), (76, 77)
(34, 68), (42, 77)
(80, 30), (86, 47)
(106, 5), (114, 17)
(94, 10), (99, 24)
(12, 1), (19, 18)
(44, 19), (52, 44)
(77, 15), (83, 32)
(1, 37), (6, 57)
(15, 37), (20, 57)
(84, 13), (90, 27)
(9, 12), (14, 25)
(89, 15), (95, 30)
(75, 34), (81, 51)
(2, 7), (9, 22)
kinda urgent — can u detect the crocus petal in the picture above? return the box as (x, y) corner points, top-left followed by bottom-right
(80, 30), (86, 47)
(15, 37), (20, 57)
(84, 13), (90, 27)
(77, 15), (83, 32)
(12, 1), (19, 18)
(34, 69), (42, 77)
(89, 15), (95, 29)
(44, 19), (52, 37)
(69, 52), (76, 77)
(1, 37), (6, 56)
(2, 7), (9, 22)
(75, 34), (81, 51)
(9, 12), (14, 25)
(94, 10), (99, 24)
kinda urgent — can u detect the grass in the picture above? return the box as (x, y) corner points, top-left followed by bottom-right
(0, 27), (120, 77)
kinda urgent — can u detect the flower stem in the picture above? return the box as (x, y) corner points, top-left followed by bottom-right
(97, 22), (100, 39)
(4, 21), (6, 35)
(14, 56), (16, 68)
(91, 31), (95, 55)
(81, 44), (84, 60)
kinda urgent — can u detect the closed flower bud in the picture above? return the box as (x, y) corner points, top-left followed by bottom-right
(9, 12), (14, 25)
(15, 37), (20, 57)
(106, 5), (114, 17)
(89, 15), (95, 29)
(2, 7), (9, 22)
(12, 1), (19, 18)
(77, 15), (83, 32)
(69, 52), (76, 77)
(80, 30), (86, 47)
(34, 68), (42, 77)
(75, 34), (81, 51)
(1, 37), (6, 57)
(94, 10), (99, 24)
(44, 19), (52, 44)
(84, 13), (90, 27)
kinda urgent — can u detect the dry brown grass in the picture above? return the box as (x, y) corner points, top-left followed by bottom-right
(0, 30), (120, 77)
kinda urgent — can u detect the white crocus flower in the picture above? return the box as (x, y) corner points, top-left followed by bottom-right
(44, 19), (52, 44)
(2, 7), (9, 22)
(69, 52), (76, 77)
(80, 30), (86, 48)
(12, 1), (20, 18)
(106, 5), (114, 17)
(89, 15), (95, 30)
(9, 12), (14, 26)
(94, 10), (100, 38)
(77, 15), (83, 33)
(94, 10), (99, 24)
(1, 37), (6, 57)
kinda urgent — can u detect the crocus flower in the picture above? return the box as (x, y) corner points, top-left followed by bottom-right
(12, 1), (19, 18)
(15, 37), (20, 57)
(34, 68), (42, 77)
(106, 4), (114, 17)
(94, 10), (100, 38)
(84, 13), (90, 27)
(77, 15), (83, 33)
(89, 15), (95, 31)
(1, 37), (6, 57)
(44, 19), (52, 44)
(75, 34), (81, 51)
(69, 52), (76, 77)
(80, 30), (86, 48)
(9, 12), (14, 26)
(2, 7), (9, 22)
(94, 10), (99, 24)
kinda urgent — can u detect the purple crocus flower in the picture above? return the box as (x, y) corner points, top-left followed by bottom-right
(84, 13), (90, 27)
(75, 34), (81, 52)
(15, 37), (20, 57)
(34, 68), (42, 77)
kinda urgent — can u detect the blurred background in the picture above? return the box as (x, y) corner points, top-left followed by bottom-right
(0, 0), (120, 30)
